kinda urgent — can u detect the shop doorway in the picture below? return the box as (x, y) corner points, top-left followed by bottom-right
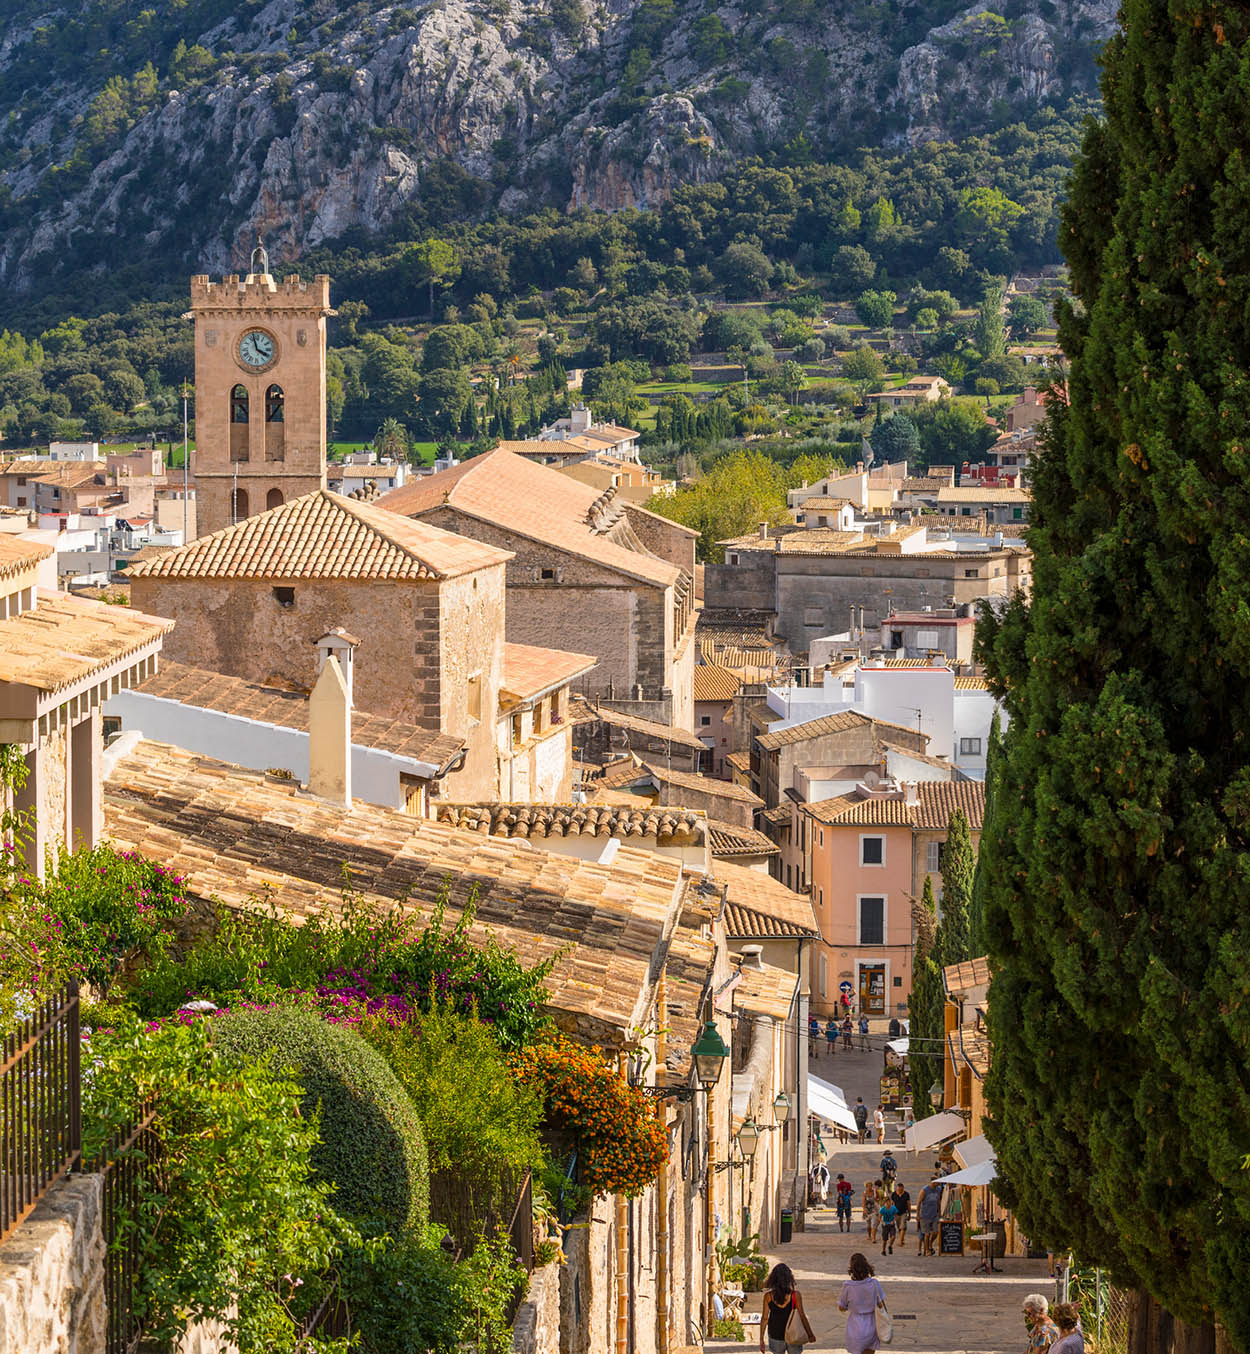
(858, 963), (887, 1016)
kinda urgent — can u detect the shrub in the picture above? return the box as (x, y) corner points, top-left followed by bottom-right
(82, 1018), (352, 1354)
(214, 1009), (429, 1236)
(358, 1005), (544, 1233)
(511, 1034), (667, 1197)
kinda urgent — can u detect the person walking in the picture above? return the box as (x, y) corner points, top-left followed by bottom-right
(835, 1173), (855, 1232)
(810, 1160), (830, 1207)
(1023, 1294), (1060, 1352)
(890, 1181), (911, 1243)
(878, 1196), (899, 1255)
(862, 1179), (880, 1244)
(841, 1015), (853, 1050)
(825, 1017), (839, 1056)
(858, 1013), (870, 1050)
(808, 1015), (821, 1059)
(878, 1149), (898, 1190)
(1049, 1304), (1084, 1354)
(760, 1262), (815, 1354)
(853, 1096), (869, 1144)
(838, 1253), (888, 1354)
(916, 1180), (942, 1255)
(874, 1105), (886, 1144)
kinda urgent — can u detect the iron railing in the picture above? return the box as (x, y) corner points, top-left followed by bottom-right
(93, 1102), (160, 1354)
(0, 981), (82, 1244)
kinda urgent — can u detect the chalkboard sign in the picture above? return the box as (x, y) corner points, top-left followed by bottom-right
(939, 1220), (964, 1256)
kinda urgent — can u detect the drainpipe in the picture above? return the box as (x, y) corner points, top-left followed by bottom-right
(616, 1053), (630, 1354)
(655, 974), (670, 1354)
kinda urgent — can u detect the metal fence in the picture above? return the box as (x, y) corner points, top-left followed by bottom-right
(0, 981), (82, 1245)
(92, 1102), (160, 1354)
(1073, 1265), (1132, 1354)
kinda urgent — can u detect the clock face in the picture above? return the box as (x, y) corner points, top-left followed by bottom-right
(237, 329), (277, 370)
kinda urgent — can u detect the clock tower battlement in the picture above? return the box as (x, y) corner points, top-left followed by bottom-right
(190, 250), (334, 539)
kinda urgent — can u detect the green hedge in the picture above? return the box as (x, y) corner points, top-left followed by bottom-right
(214, 1009), (429, 1235)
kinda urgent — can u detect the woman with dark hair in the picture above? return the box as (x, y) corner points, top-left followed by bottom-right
(759, 1262), (815, 1353)
(838, 1252), (888, 1354)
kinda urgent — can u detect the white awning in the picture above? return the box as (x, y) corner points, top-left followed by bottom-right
(902, 1109), (966, 1153)
(807, 1075), (859, 1133)
(955, 1134), (994, 1168)
(886, 1037), (909, 1057)
(940, 1159), (998, 1186)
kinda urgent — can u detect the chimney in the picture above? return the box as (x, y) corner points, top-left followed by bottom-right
(759, 522), (769, 540)
(738, 944), (765, 972)
(314, 628), (360, 702)
(903, 781), (920, 807)
(309, 652), (352, 806)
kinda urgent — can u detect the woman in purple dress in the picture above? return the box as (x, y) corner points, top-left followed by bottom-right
(838, 1252), (887, 1354)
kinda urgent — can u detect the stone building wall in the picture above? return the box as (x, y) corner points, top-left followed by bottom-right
(512, 1262), (560, 1354)
(703, 553), (775, 613)
(622, 505), (696, 576)
(0, 1174), (106, 1354)
(436, 566), (507, 801)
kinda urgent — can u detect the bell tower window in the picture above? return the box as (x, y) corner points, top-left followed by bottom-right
(265, 384), (285, 462)
(230, 385), (250, 463)
(232, 487), (249, 522)
(266, 488), (284, 511)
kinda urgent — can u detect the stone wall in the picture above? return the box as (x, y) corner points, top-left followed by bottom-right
(0, 1174), (106, 1354)
(437, 564), (507, 801)
(512, 1262), (560, 1354)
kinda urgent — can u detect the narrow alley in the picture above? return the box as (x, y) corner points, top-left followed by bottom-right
(705, 1031), (1049, 1354)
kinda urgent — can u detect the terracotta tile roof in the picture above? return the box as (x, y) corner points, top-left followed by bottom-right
(880, 740), (958, 773)
(726, 750), (750, 773)
(724, 901), (817, 940)
(732, 959), (799, 1021)
(0, 592), (173, 693)
(718, 861), (817, 935)
(693, 665), (740, 703)
(707, 821), (779, 858)
(798, 496), (854, 510)
(501, 642), (597, 703)
(756, 710), (928, 752)
(378, 450), (679, 587)
(953, 675), (991, 690)
(954, 1022), (991, 1077)
(127, 490), (511, 582)
(135, 661), (466, 769)
(593, 424), (640, 441)
(642, 760), (764, 806)
(761, 804), (792, 826)
(32, 461), (106, 488)
(943, 956), (991, 997)
(568, 696), (708, 752)
(103, 740), (693, 1041)
(805, 780), (985, 830)
(493, 440), (572, 455)
(662, 887), (721, 1075)
(900, 478), (947, 492)
(936, 486), (1031, 503)
(0, 535), (53, 579)
(435, 801), (705, 844)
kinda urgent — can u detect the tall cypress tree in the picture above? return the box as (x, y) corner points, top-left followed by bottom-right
(935, 809), (973, 967)
(907, 875), (943, 1119)
(968, 711), (1002, 955)
(976, 7), (1250, 1345)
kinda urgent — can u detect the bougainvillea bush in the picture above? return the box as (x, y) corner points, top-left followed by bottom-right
(511, 1033), (668, 1198)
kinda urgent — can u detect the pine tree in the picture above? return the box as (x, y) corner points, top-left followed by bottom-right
(975, 7), (1250, 1345)
(935, 809), (973, 968)
(907, 875), (944, 1119)
(974, 279), (1006, 360)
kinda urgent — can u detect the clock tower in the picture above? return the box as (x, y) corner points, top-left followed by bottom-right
(189, 242), (334, 538)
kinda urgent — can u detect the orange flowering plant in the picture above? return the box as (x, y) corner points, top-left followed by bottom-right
(511, 1033), (668, 1198)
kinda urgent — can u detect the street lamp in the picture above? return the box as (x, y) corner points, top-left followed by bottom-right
(928, 1080), (943, 1110)
(691, 1019), (730, 1090)
(772, 1091), (791, 1124)
(737, 1117), (761, 1160)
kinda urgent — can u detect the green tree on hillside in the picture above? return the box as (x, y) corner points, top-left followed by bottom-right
(854, 289), (896, 328)
(975, 7), (1250, 1346)
(974, 279), (1006, 360)
(646, 449), (790, 560)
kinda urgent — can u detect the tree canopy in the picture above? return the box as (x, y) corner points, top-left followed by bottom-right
(976, 6), (1250, 1344)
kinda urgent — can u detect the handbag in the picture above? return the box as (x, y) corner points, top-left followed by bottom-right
(784, 1294), (809, 1346)
(875, 1304), (894, 1346)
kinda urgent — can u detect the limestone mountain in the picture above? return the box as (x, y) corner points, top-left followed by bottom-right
(0, 0), (1117, 290)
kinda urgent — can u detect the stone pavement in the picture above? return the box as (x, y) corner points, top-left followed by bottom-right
(705, 1031), (1049, 1354)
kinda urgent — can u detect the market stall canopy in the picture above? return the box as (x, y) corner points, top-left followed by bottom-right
(886, 1037), (909, 1057)
(939, 1158), (998, 1186)
(954, 1134), (994, 1168)
(902, 1109), (966, 1152)
(808, 1075), (859, 1134)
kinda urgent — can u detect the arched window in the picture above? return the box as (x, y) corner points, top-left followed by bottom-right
(231, 385), (249, 424)
(265, 384), (284, 422)
(232, 488), (249, 522)
(266, 488), (284, 511)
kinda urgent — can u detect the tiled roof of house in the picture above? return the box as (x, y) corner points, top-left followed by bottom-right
(501, 642), (597, 703)
(0, 534), (53, 579)
(104, 740), (695, 1041)
(707, 821), (779, 858)
(761, 803), (792, 826)
(798, 496), (854, 510)
(804, 780), (985, 830)
(936, 486), (1031, 503)
(718, 861), (818, 937)
(724, 902), (816, 940)
(693, 665), (741, 703)
(435, 801), (705, 843)
(377, 450), (679, 588)
(944, 955), (992, 996)
(568, 696), (708, 752)
(732, 958), (800, 1021)
(0, 592), (173, 693)
(880, 740), (958, 774)
(954, 1022), (991, 1077)
(756, 710), (928, 752)
(127, 490), (511, 582)
(696, 609), (778, 648)
(134, 661), (466, 769)
(726, 750), (750, 773)
(32, 462), (106, 488)
(643, 760), (764, 806)
(953, 675), (991, 690)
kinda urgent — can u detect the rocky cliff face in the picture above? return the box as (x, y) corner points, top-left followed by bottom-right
(0, 0), (1118, 289)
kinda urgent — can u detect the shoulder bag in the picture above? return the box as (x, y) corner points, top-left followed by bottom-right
(784, 1294), (810, 1347)
(875, 1285), (894, 1346)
